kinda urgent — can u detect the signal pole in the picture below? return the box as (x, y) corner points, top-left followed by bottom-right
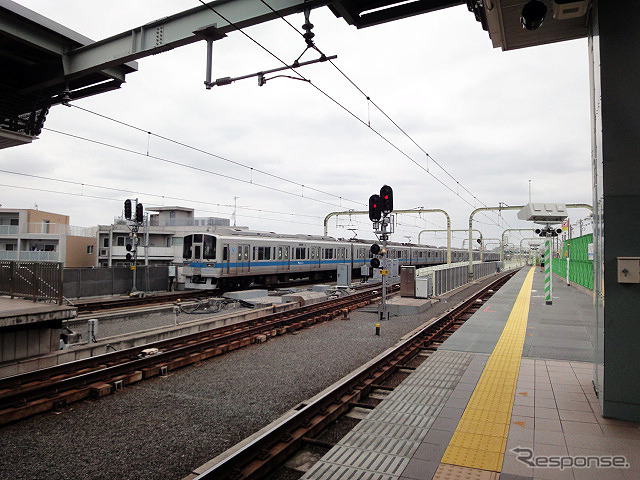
(368, 185), (394, 323)
(123, 198), (144, 296)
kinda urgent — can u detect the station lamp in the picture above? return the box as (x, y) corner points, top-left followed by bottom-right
(521, 0), (547, 30)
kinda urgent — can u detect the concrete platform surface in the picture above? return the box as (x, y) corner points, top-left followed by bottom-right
(0, 296), (76, 327)
(302, 267), (640, 480)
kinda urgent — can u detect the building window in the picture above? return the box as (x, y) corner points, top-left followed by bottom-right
(102, 237), (109, 248)
(6, 244), (15, 251)
(117, 237), (125, 246)
(87, 245), (94, 254)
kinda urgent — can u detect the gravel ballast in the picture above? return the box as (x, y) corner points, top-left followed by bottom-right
(0, 274), (509, 480)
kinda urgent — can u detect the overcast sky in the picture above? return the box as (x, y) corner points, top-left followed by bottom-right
(2, 1), (593, 248)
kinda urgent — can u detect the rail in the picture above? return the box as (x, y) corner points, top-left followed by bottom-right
(0, 260), (64, 304)
(193, 270), (517, 479)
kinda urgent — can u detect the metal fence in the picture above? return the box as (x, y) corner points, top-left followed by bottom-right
(0, 260), (64, 304)
(63, 266), (169, 298)
(416, 261), (503, 297)
(553, 234), (594, 290)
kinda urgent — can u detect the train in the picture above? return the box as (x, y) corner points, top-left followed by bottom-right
(181, 227), (499, 289)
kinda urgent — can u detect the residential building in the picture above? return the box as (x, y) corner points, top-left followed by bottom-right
(96, 206), (230, 267)
(0, 208), (96, 266)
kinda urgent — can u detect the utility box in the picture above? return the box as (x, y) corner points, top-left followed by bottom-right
(400, 266), (416, 297)
(517, 203), (568, 224)
(337, 263), (352, 288)
(617, 257), (640, 283)
(415, 276), (433, 299)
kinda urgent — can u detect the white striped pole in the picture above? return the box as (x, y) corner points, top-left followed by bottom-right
(545, 236), (552, 305)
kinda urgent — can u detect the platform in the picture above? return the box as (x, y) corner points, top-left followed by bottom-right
(301, 267), (640, 480)
(0, 296), (76, 362)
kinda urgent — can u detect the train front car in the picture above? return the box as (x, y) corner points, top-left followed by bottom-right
(182, 233), (222, 289)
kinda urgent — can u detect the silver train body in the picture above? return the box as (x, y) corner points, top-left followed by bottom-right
(182, 228), (499, 289)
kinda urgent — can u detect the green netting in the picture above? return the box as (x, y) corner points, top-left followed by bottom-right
(554, 234), (594, 290)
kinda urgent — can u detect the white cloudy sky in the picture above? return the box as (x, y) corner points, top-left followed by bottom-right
(1, 1), (593, 248)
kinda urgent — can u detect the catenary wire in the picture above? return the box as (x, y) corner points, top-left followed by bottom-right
(256, 0), (521, 235)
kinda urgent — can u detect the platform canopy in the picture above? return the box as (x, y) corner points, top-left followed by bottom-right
(0, 0), (590, 149)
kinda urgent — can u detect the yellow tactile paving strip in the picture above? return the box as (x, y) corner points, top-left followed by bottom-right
(440, 267), (535, 472)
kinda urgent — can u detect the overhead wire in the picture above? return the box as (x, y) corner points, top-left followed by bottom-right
(195, 0), (507, 241)
(256, 0), (521, 235)
(0, 169), (326, 220)
(69, 104), (362, 207)
(43, 127), (345, 209)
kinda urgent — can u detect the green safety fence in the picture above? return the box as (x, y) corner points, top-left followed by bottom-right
(553, 234), (594, 290)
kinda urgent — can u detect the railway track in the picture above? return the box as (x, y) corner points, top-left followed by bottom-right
(191, 270), (517, 480)
(70, 280), (377, 314)
(0, 284), (393, 426)
(69, 289), (209, 314)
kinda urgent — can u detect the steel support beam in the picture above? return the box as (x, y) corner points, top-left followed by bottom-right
(324, 208), (451, 263)
(61, 0), (327, 79)
(468, 204), (592, 281)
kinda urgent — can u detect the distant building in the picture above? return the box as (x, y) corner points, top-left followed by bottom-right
(0, 208), (96, 267)
(96, 206), (230, 267)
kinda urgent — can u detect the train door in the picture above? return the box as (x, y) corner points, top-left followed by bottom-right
(192, 234), (203, 261)
(276, 246), (284, 272)
(223, 243), (230, 274)
(235, 244), (250, 274)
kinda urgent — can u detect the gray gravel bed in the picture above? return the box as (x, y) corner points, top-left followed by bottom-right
(0, 274), (508, 480)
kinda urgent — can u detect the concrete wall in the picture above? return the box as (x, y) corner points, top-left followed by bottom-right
(593, 0), (640, 421)
(65, 235), (97, 267)
(26, 209), (68, 230)
(1, 322), (60, 363)
(63, 266), (169, 298)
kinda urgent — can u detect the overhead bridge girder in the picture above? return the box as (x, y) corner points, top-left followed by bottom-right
(329, 0), (464, 28)
(61, 0), (328, 79)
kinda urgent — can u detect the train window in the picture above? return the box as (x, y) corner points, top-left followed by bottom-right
(284, 247), (289, 259)
(183, 235), (193, 259)
(239, 248), (243, 261)
(223, 246), (228, 261)
(203, 235), (216, 260)
(278, 247), (283, 260)
(194, 234), (202, 243)
(311, 249), (315, 259)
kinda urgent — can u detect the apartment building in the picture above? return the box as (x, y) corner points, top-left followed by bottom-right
(96, 206), (230, 267)
(0, 208), (96, 266)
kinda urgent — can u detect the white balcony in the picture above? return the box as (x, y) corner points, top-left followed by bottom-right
(0, 225), (19, 235)
(111, 246), (175, 259)
(0, 250), (60, 261)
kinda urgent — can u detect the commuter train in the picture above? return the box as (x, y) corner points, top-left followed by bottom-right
(181, 228), (499, 289)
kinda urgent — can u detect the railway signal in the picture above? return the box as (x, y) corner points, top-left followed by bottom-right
(367, 185), (395, 323)
(380, 185), (393, 214)
(369, 194), (381, 222)
(135, 202), (144, 224)
(124, 199), (132, 220)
